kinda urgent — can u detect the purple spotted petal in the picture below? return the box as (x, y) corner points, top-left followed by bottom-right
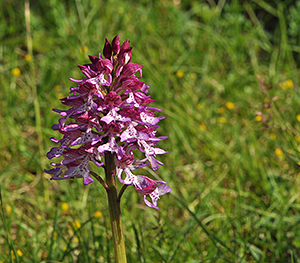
(101, 108), (131, 124)
(47, 147), (65, 159)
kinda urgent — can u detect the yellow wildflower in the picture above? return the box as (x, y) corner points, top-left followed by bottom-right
(36, 215), (42, 220)
(61, 202), (69, 212)
(297, 115), (300, 122)
(295, 135), (300, 142)
(94, 211), (103, 219)
(73, 221), (81, 229)
(218, 117), (227, 123)
(176, 70), (184, 78)
(286, 79), (294, 88)
(199, 124), (207, 131)
(264, 98), (270, 104)
(25, 54), (32, 62)
(280, 79), (294, 90)
(275, 148), (283, 157)
(11, 68), (21, 76)
(74, 237), (79, 243)
(11, 250), (23, 259)
(225, 101), (235, 110)
(255, 115), (262, 122)
(6, 205), (12, 215)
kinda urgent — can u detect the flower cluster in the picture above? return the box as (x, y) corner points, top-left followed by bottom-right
(45, 35), (171, 209)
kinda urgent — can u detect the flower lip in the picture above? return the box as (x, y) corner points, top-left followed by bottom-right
(133, 175), (172, 209)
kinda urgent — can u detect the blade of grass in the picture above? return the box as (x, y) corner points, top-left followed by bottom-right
(0, 186), (19, 263)
(24, 0), (48, 200)
(46, 206), (59, 261)
(251, 0), (277, 16)
(172, 190), (244, 262)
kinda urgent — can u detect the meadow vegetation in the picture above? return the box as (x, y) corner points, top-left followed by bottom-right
(1, 0), (300, 262)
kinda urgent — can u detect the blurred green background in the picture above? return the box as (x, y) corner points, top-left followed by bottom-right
(1, 0), (300, 262)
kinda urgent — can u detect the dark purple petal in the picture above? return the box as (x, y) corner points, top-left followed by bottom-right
(122, 63), (143, 77)
(89, 55), (99, 64)
(47, 147), (65, 159)
(45, 165), (65, 177)
(103, 38), (112, 59)
(120, 39), (130, 52)
(115, 77), (144, 93)
(78, 65), (93, 78)
(112, 35), (120, 55)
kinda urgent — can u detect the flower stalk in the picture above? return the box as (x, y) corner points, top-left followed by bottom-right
(105, 152), (127, 263)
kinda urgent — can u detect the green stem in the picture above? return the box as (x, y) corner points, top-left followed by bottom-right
(90, 171), (109, 190)
(104, 152), (127, 263)
(118, 185), (129, 202)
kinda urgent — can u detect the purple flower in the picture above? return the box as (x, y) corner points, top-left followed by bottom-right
(45, 36), (171, 208)
(134, 175), (171, 209)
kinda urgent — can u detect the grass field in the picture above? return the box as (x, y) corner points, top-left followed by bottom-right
(1, 0), (300, 262)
